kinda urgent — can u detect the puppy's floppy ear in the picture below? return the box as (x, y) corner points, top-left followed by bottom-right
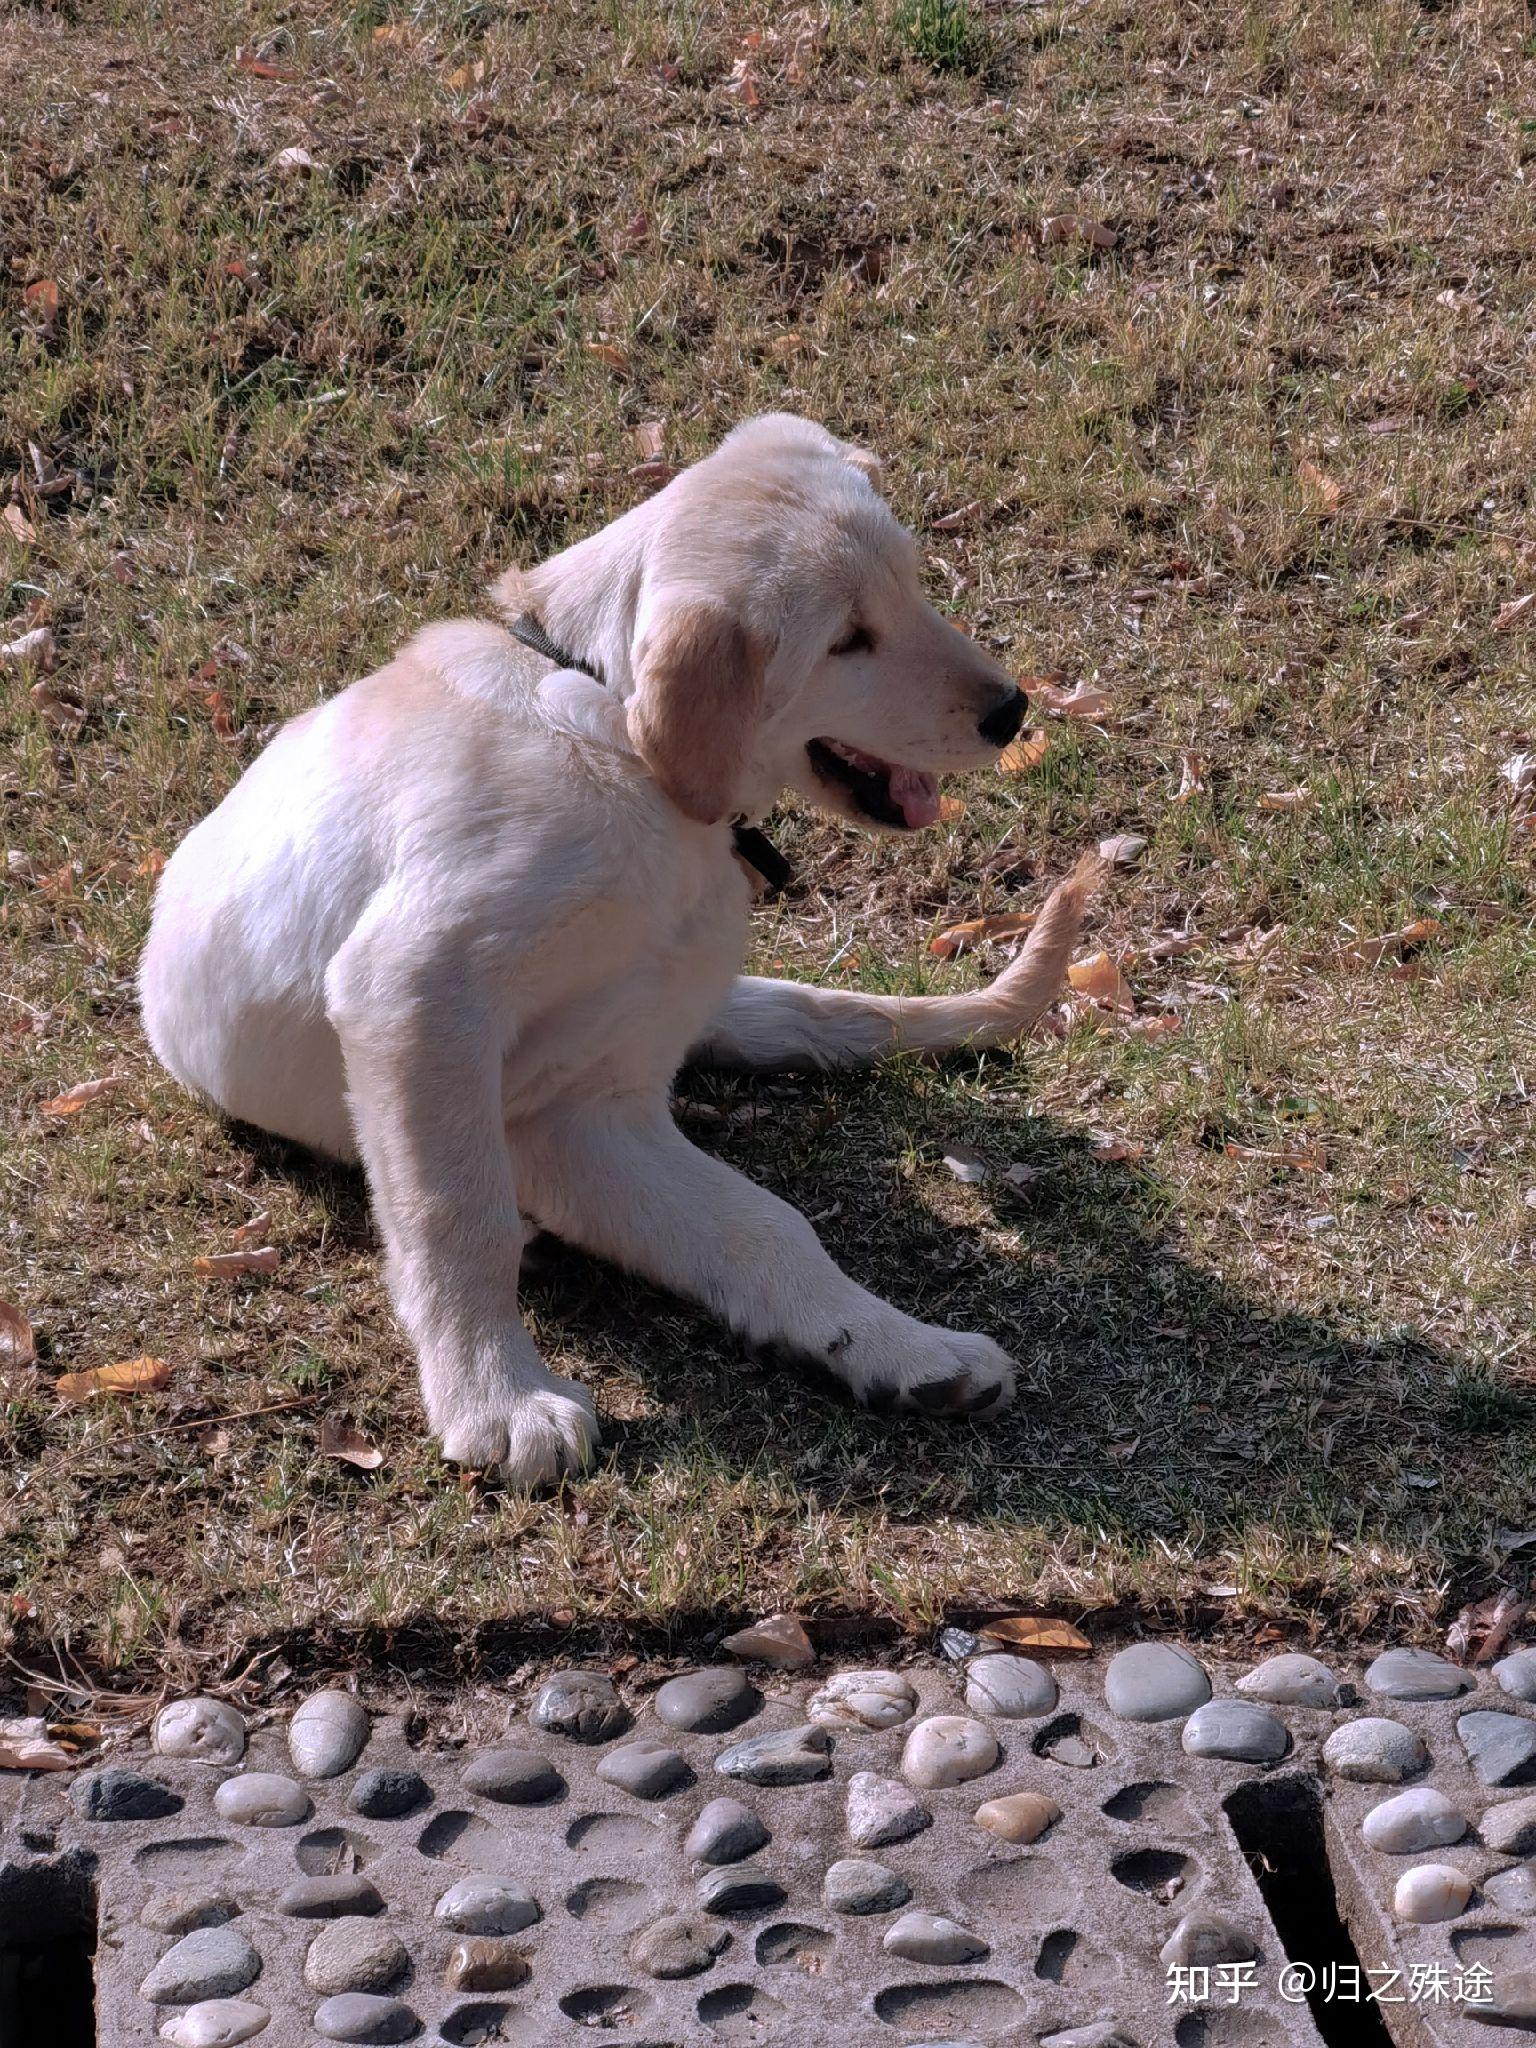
(628, 600), (767, 826)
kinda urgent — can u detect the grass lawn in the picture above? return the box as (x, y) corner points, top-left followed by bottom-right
(2, 0), (1533, 1692)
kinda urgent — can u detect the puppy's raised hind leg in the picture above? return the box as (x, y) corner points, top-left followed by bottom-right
(693, 852), (1102, 1072)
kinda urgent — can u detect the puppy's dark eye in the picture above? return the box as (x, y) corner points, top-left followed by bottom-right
(829, 623), (874, 657)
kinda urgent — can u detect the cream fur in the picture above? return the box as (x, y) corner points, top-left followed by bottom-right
(140, 415), (1098, 1486)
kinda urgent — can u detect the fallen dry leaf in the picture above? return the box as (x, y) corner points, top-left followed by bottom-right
(932, 501), (983, 533)
(1127, 1013), (1182, 1040)
(319, 1416), (384, 1470)
(1068, 950), (1135, 1011)
(1173, 752), (1206, 803)
(1224, 1140), (1327, 1171)
(42, 1076), (123, 1118)
(997, 729), (1052, 775)
(1089, 1130), (1145, 1164)
(4, 503), (38, 543)
(1148, 931), (1207, 962)
(1336, 917), (1440, 969)
(0, 1720), (75, 1771)
(929, 911), (1037, 960)
(56, 1355), (172, 1402)
(1500, 752), (1534, 795)
(1, 627), (55, 670)
(941, 1147), (989, 1185)
(236, 49), (299, 80)
(937, 794), (966, 823)
(194, 1247), (279, 1279)
(1036, 681), (1113, 720)
(446, 58), (488, 89)
(979, 1614), (1092, 1656)
(724, 55), (760, 106)
(585, 339), (631, 376)
(1258, 787), (1313, 813)
(1298, 457), (1343, 516)
(1446, 1588), (1525, 1667)
(23, 279), (60, 333)
(1041, 213), (1117, 250)
(271, 146), (318, 175)
(1098, 832), (1147, 868)
(30, 678), (84, 734)
(0, 1301), (36, 1369)
(1494, 592), (1534, 632)
(631, 420), (666, 461)
(230, 1211), (272, 1245)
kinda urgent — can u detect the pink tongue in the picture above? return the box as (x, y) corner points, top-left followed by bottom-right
(890, 766), (940, 828)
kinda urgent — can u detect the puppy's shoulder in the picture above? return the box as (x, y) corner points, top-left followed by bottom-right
(398, 617), (538, 713)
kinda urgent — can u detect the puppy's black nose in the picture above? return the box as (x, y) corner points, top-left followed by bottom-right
(978, 688), (1028, 747)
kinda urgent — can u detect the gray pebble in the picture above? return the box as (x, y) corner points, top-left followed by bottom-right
(1364, 1647), (1473, 1701)
(1182, 1700), (1289, 1763)
(1159, 1914), (1258, 1967)
(1104, 1643), (1211, 1723)
(141, 1926), (262, 2004)
(939, 1627), (982, 1661)
(433, 1876), (540, 1936)
(697, 1863), (786, 1915)
(595, 1738), (691, 1799)
(1234, 1653), (1341, 1709)
(629, 1912), (731, 1980)
(303, 1917), (409, 1995)
(715, 1723), (831, 1786)
(823, 1857), (910, 1915)
(883, 1911), (988, 1965)
(1484, 1793), (1536, 1856)
(963, 1653), (1057, 1719)
(1322, 1718), (1429, 1784)
(529, 1669), (630, 1744)
(158, 2000), (271, 2047)
(288, 1691), (370, 1779)
(276, 1875), (385, 1920)
(1458, 1710), (1536, 1787)
(312, 1993), (418, 2043)
(653, 1667), (758, 1733)
(846, 1770), (932, 1848)
(462, 1746), (562, 1804)
(213, 1773), (308, 1828)
(153, 1698), (247, 1767)
(807, 1670), (918, 1731)
(1484, 1863), (1536, 1914)
(71, 1767), (181, 1822)
(347, 1767), (430, 1819)
(1481, 1971), (1536, 2028)
(1497, 1651), (1536, 1704)
(141, 1891), (236, 1935)
(685, 1797), (769, 1865)
(1361, 1787), (1467, 1854)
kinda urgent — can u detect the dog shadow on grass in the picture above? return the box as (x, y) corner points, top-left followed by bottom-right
(244, 1059), (1531, 1609)
(514, 1065), (1532, 1589)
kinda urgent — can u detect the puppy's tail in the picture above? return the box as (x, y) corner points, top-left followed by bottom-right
(927, 848), (1106, 1055)
(694, 852), (1104, 1071)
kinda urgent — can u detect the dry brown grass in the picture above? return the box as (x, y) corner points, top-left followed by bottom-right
(2, 0), (1533, 1691)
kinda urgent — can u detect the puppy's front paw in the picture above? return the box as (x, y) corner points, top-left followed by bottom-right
(828, 1317), (1016, 1421)
(439, 1375), (600, 1490)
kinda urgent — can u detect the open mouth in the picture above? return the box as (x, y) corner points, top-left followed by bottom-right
(806, 739), (940, 829)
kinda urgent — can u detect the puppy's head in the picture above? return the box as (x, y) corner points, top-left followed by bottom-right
(623, 414), (1028, 830)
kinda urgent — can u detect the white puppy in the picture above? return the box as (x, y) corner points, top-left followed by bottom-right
(141, 415), (1099, 1487)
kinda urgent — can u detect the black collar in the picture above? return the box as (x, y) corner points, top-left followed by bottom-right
(510, 610), (793, 897)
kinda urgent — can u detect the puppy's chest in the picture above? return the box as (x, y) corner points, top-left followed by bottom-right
(506, 860), (747, 1106)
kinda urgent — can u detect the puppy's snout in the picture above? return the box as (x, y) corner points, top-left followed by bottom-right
(977, 687), (1028, 748)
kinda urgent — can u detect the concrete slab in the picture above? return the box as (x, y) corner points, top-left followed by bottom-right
(3, 1642), (1533, 2045)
